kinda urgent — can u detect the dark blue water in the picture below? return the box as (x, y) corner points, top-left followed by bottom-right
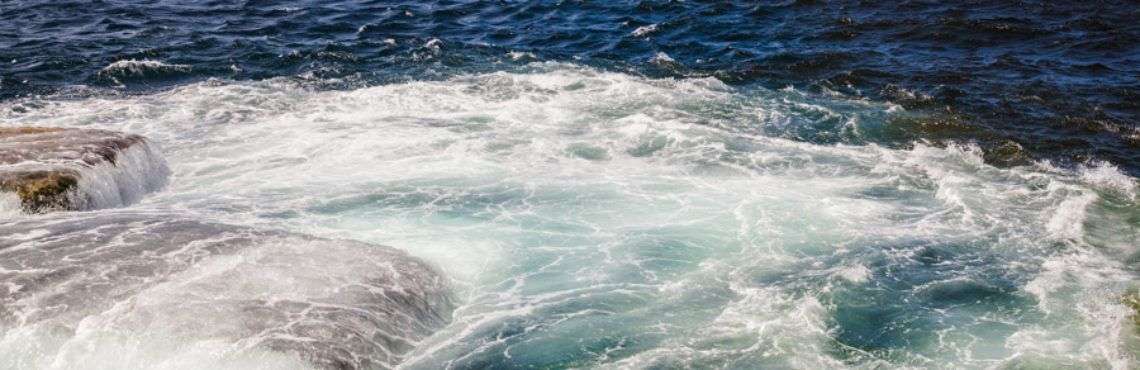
(2, 0), (1138, 173)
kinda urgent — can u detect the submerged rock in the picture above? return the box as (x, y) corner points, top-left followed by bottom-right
(0, 169), (80, 211)
(0, 127), (169, 213)
(1125, 289), (1140, 331)
(0, 212), (454, 369)
(1125, 289), (1140, 363)
(983, 139), (1031, 167)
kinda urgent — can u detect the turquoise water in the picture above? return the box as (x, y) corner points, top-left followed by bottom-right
(3, 64), (1135, 368)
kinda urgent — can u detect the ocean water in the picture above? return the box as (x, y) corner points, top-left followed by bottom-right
(1, 1), (1138, 369)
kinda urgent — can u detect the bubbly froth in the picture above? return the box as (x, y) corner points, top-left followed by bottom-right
(0, 213), (453, 369)
(1, 64), (1137, 369)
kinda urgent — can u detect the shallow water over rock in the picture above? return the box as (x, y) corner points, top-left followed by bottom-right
(0, 127), (169, 213)
(0, 212), (454, 369)
(3, 66), (1135, 368)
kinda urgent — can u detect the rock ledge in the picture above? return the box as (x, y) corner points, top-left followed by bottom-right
(0, 127), (168, 213)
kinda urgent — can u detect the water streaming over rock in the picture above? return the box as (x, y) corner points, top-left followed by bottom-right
(2, 64), (1136, 368)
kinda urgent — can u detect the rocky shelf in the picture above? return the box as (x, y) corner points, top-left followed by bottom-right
(0, 127), (170, 213)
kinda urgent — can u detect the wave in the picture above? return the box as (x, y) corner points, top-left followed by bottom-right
(1079, 161), (1137, 200)
(1, 63), (1136, 369)
(100, 60), (192, 75)
(631, 24), (658, 37)
(96, 60), (193, 85)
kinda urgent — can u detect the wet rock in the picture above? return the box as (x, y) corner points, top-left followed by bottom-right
(1125, 289), (1140, 328)
(0, 212), (454, 369)
(0, 169), (81, 211)
(1124, 289), (1140, 360)
(983, 139), (1031, 167)
(881, 113), (987, 143)
(0, 127), (167, 212)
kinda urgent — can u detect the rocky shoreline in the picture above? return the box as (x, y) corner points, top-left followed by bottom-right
(0, 127), (168, 212)
(0, 126), (456, 368)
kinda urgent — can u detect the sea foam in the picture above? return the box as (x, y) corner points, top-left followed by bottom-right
(1, 63), (1135, 369)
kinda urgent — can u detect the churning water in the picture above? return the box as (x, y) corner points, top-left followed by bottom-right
(1, 63), (1136, 368)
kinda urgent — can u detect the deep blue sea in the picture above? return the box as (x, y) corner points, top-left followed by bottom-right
(4, 0), (1139, 173)
(0, 1), (1138, 369)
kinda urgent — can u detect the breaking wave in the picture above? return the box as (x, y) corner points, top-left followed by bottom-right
(96, 60), (193, 85)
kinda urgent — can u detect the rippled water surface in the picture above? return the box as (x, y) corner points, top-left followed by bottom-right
(1, 1), (1138, 369)
(4, 0), (1139, 171)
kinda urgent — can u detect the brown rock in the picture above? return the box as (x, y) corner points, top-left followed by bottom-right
(0, 127), (153, 212)
(0, 170), (80, 212)
(1125, 289), (1140, 359)
(983, 139), (1031, 167)
(1125, 289), (1140, 328)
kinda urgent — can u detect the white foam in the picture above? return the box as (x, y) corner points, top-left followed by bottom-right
(1016, 251), (1136, 369)
(1079, 161), (1137, 200)
(99, 59), (191, 76)
(649, 52), (675, 64)
(833, 264), (871, 283)
(2, 63), (1136, 369)
(506, 51), (536, 61)
(72, 141), (171, 210)
(631, 24), (658, 37)
(0, 215), (450, 370)
(0, 192), (21, 217)
(1044, 192), (1096, 241)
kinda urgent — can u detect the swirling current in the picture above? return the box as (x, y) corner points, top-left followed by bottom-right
(1, 1), (1138, 369)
